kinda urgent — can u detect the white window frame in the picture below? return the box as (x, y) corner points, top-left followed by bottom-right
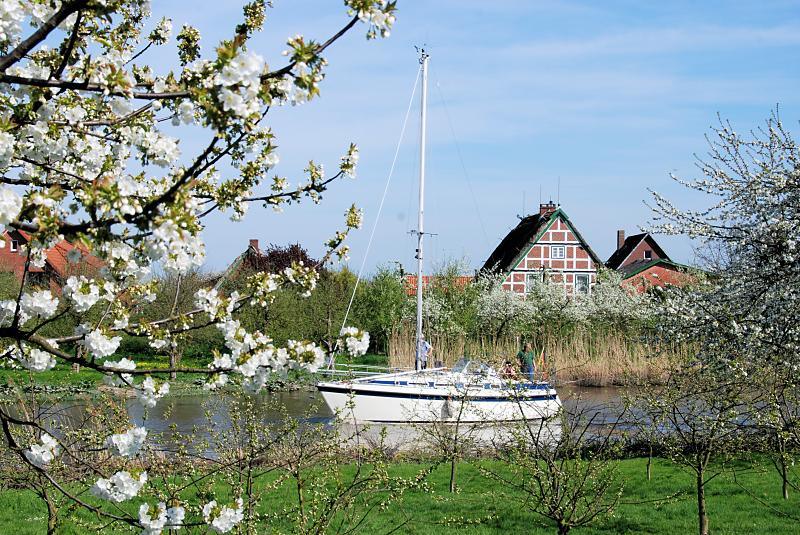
(644, 249), (652, 260)
(575, 273), (590, 295)
(551, 245), (566, 259)
(525, 271), (544, 294)
(10, 239), (18, 252)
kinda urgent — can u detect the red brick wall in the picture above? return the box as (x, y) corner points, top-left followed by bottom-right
(0, 231), (28, 282)
(623, 264), (695, 293)
(621, 239), (664, 268)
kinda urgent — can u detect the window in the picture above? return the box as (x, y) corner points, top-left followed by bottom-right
(525, 271), (545, 293)
(551, 245), (566, 259)
(10, 240), (18, 252)
(644, 250), (652, 260)
(575, 273), (590, 295)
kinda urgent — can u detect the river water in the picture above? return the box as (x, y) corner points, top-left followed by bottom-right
(35, 385), (626, 453)
(6, 386), (624, 456)
(132, 385), (622, 433)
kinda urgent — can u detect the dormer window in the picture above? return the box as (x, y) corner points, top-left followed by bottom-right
(644, 249), (652, 260)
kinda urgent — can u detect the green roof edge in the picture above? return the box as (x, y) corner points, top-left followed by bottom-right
(620, 258), (691, 279)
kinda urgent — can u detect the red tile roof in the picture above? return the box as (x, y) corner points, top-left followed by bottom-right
(5, 229), (104, 278)
(46, 239), (105, 277)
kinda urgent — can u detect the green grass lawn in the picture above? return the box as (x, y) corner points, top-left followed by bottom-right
(0, 355), (208, 392)
(1, 457), (797, 534)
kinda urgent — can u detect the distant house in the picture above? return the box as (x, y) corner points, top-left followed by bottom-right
(0, 228), (104, 293)
(606, 230), (694, 292)
(213, 239), (319, 289)
(403, 274), (473, 296)
(481, 202), (602, 297)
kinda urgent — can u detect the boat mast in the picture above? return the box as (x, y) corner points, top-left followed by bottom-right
(415, 49), (429, 371)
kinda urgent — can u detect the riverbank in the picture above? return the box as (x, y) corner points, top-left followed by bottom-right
(0, 347), (669, 400)
(0, 458), (796, 533)
(0, 354), (325, 400)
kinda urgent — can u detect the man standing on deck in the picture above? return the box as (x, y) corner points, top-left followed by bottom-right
(517, 342), (536, 383)
(417, 336), (432, 370)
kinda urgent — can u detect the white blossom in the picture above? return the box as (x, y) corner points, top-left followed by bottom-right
(177, 100), (194, 124)
(81, 329), (122, 359)
(195, 288), (222, 316)
(137, 376), (169, 408)
(202, 498), (244, 533)
(19, 291), (59, 320)
(0, 0), (24, 44)
(0, 299), (17, 326)
(203, 372), (229, 391)
(139, 502), (185, 535)
(0, 131), (15, 169)
(106, 427), (147, 457)
(0, 186), (22, 225)
(24, 433), (59, 468)
(286, 339), (326, 373)
(91, 471), (147, 503)
(147, 219), (205, 275)
(340, 327), (370, 357)
(64, 276), (102, 312)
(19, 347), (56, 372)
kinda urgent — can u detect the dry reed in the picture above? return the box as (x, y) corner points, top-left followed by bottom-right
(388, 326), (688, 386)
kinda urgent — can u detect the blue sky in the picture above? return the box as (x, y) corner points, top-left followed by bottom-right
(153, 0), (800, 274)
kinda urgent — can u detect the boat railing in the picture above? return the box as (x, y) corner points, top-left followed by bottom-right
(317, 364), (450, 382)
(317, 363), (409, 380)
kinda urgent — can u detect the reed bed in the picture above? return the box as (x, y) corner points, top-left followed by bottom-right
(388, 327), (689, 386)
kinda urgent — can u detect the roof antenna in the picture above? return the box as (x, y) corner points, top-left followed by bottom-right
(557, 176), (561, 207)
(522, 190), (526, 216)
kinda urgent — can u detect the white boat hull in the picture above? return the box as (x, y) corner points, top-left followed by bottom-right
(317, 380), (561, 423)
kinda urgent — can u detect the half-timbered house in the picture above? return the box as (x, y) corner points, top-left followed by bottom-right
(481, 202), (602, 297)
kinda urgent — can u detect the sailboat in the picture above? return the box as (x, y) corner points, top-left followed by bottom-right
(317, 50), (561, 424)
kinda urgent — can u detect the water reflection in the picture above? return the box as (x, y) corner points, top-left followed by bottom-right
(36, 386), (623, 453)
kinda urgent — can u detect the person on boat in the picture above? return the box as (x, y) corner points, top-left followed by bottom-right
(517, 342), (536, 383)
(417, 336), (433, 370)
(500, 360), (516, 379)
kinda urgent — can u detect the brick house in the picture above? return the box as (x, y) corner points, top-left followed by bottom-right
(481, 202), (602, 297)
(213, 239), (319, 289)
(403, 274), (473, 296)
(0, 228), (104, 293)
(606, 230), (694, 292)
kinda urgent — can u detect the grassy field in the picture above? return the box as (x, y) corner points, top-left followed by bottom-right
(0, 457), (797, 534)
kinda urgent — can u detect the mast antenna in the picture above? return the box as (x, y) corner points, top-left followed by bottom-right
(557, 176), (561, 206)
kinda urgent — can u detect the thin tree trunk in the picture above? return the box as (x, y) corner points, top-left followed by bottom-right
(558, 522), (571, 535)
(697, 471), (708, 535)
(449, 456), (457, 493)
(169, 275), (182, 380)
(646, 445), (653, 481)
(45, 490), (58, 535)
(781, 458), (789, 500)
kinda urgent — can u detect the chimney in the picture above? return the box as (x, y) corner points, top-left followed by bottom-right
(616, 230), (625, 250)
(249, 239), (260, 253)
(539, 201), (557, 217)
